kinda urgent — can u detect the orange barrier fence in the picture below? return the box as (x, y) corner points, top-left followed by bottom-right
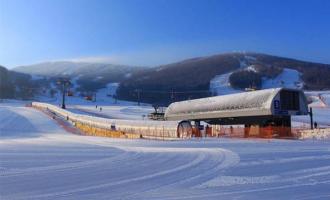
(199, 126), (311, 139)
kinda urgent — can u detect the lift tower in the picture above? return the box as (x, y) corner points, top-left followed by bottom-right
(57, 78), (71, 109)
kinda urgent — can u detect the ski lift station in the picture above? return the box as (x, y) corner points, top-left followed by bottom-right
(32, 88), (309, 140)
(165, 88), (309, 138)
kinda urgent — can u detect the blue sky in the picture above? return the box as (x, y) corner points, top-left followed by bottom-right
(0, 0), (330, 68)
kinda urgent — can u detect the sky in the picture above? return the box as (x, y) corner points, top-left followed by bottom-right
(0, 0), (330, 68)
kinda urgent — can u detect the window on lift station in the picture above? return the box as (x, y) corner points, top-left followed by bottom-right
(280, 90), (299, 110)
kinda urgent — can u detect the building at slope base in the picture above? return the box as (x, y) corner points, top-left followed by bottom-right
(165, 88), (308, 138)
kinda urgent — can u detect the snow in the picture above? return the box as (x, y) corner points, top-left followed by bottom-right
(0, 103), (65, 138)
(1, 103), (330, 199)
(239, 60), (248, 68)
(209, 72), (242, 95)
(165, 88), (290, 121)
(322, 93), (330, 105)
(125, 73), (132, 78)
(95, 82), (119, 98)
(246, 65), (257, 72)
(39, 82), (154, 120)
(262, 68), (303, 89)
(292, 90), (330, 128)
(209, 68), (303, 96)
(70, 75), (82, 91)
(293, 107), (330, 127)
(69, 104), (154, 120)
(30, 75), (44, 81)
(67, 85), (154, 120)
(244, 55), (257, 61)
(239, 55), (256, 68)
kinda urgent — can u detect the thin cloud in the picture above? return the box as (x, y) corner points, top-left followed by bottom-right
(67, 55), (120, 64)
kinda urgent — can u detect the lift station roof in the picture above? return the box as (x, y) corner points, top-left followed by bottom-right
(165, 88), (308, 121)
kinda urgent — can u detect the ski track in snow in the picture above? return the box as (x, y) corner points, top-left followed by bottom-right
(1, 103), (330, 200)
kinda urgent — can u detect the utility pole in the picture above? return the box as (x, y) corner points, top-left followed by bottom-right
(57, 78), (71, 109)
(309, 107), (313, 130)
(135, 89), (141, 106)
(113, 94), (118, 104)
(171, 89), (175, 103)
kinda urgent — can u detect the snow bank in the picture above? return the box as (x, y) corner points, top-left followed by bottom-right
(0, 103), (67, 139)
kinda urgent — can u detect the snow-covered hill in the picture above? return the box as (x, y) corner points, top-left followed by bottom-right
(210, 72), (241, 95)
(13, 61), (138, 78)
(117, 52), (330, 103)
(5, 52), (330, 104)
(210, 68), (303, 96)
(13, 61), (145, 90)
(262, 68), (303, 89)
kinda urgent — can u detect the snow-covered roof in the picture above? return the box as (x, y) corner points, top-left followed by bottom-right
(165, 88), (308, 121)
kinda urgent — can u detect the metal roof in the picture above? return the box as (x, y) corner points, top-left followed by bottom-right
(165, 88), (307, 121)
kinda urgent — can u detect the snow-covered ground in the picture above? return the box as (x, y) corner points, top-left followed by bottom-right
(67, 83), (154, 120)
(293, 107), (330, 127)
(292, 90), (330, 128)
(68, 104), (154, 120)
(37, 83), (154, 120)
(1, 103), (330, 200)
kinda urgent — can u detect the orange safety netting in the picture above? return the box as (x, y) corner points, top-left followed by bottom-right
(192, 126), (310, 139)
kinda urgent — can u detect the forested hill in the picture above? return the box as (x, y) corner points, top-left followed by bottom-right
(117, 52), (330, 104)
(0, 65), (37, 99)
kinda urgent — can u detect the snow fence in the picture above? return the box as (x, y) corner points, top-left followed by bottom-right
(32, 102), (180, 140)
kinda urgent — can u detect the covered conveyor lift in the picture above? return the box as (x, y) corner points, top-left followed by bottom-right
(165, 88), (309, 138)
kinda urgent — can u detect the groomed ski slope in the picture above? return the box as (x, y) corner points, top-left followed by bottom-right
(1, 103), (330, 200)
(209, 68), (303, 96)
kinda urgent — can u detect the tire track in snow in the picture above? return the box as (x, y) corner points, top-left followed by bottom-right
(121, 148), (240, 200)
(19, 155), (204, 199)
(10, 147), (239, 200)
(0, 151), (138, 177)
(153, 179), (330, 200)
(238, 154), (330, 167)
(197, 157), (330, 188)
(197, 167), (330, 189)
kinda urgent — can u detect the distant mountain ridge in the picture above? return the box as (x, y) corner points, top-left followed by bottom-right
(13, 61), (144, 82)
(13, 61), (146, 93)
(117, 52), (330, 104)
(0, 65), (38, 99)
(7, 52), (330, 104)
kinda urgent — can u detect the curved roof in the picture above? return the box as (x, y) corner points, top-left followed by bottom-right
(165, 88), (307, 121)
